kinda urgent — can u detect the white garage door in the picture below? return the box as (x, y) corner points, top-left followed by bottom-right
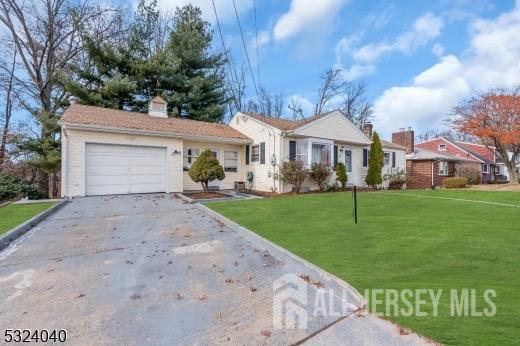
(86, 144), (166, 196)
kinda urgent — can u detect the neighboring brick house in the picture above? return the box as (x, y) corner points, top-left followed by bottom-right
(414, 138), (508, 183)
(392, 129), (476, 189)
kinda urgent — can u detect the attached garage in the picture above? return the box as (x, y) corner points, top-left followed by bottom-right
(59, 99), (251, 197)
(86, 144), (166, 196)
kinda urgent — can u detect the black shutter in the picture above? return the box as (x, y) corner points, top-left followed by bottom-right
(245, 145), (250, 165)
(187, 149), (191, 163)
(363, 149), (368, 167)
(333, 145), (338, 168)
(260, 142), (265, 164)
(392, 152), (396, 168)
(289, 141), (296, 161)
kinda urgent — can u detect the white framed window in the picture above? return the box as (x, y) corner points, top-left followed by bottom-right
(296, 141), (308, 164)
(384, 152), (390, 166)
(224, 151), (238, 172)
(183, 148), (200, 171)
(251, 145), (260, 163)
(438, 144), (447, 151)
(482, 163), (489, 173)
(438, 161), (449, 176)
(345, 150), (352, 172)
(311, 143), (332, 166)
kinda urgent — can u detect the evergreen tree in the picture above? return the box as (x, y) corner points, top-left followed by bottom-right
(165, 4), (227, 121)
(365, 131), (384, 187)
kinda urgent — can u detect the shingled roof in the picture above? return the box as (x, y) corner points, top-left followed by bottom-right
(380, 139), (407, 151)
(60, 104), (251, 141)
(242, 111), (333, 131)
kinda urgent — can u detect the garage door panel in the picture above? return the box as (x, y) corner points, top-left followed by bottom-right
(86, 144), (166, 196)
(87, 165), (129, 176)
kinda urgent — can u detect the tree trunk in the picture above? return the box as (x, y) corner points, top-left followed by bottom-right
(0, 125), (7, 171)
(506, 162), (519, 184)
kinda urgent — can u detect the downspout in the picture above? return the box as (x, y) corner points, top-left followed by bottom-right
(62, 126), (68, 198)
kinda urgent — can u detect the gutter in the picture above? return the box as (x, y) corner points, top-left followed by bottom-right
(59, 121), (253, 145)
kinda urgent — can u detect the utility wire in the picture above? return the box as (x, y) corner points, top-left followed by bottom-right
(232, 0), (261, 102)
(253, 0), (260, 87)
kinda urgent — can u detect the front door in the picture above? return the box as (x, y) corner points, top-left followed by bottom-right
(344, 149), (353, 184)
(208, 149), (220, 190)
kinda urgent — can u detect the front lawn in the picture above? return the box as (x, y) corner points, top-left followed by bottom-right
(207, 190), (520, 345)
(0, 202), (56, 235)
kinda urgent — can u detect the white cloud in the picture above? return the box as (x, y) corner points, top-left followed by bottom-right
(341, 64), (376, 81)
(155, 0), (253, 23)
(432, 43), (445, 57)
(373, 5), (520, 137)
(273, 0), (349, 41)
(353, 12), (444, 63)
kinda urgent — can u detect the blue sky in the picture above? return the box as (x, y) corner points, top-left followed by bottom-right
(162, 0), (520, 137)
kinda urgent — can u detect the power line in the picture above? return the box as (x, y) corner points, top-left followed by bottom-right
(232, 0), (260, 102)
(253, 0), (260, 87)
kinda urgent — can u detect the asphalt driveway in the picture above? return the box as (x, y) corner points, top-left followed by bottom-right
(0, 194), (426, 345)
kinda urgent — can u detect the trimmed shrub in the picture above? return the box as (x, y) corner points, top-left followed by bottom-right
(0, 172), (45, 201)
(443, 176), (468, 189)
(383, 168), (407, 190)
(457, 167), (481, 185)
(336, 162), (348, 189)
(365, 132), (384, 187)
(309, 163), (332, 191)
(279, 160), (308, 193)
(188, 149), (225, 192)
(326, 182), (341, 192)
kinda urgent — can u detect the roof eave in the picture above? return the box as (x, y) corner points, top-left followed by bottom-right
(60, 122), (252, 144)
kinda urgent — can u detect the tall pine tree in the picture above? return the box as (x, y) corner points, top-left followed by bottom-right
(365, 131), (384, 187)
(65, 2), (227, 122)
(165, 5), (226, 121)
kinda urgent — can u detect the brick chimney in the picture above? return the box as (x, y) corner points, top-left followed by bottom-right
(363, 122), (373, 138)
(392, 127), (414, 154)
(148, 96), (167, 118)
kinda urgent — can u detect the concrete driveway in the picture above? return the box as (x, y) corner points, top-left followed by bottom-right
(0, 194), (426, 345)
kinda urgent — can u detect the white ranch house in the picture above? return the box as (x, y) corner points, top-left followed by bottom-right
(60, 98), (406, 197)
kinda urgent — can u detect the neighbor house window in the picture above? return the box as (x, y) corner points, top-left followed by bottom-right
(345, 150), (352, 172)
(311, 143), (332, 166)
(438, 144), (447, 151)
(183, 148), (200, 171)
(384, 152), (390, 166)
(224, 151), (238, 172)
(438, 161), (449, 175)
(251, 145), (260, 163)
(296, 141), (308, 164)
(482, 163), (489, 173)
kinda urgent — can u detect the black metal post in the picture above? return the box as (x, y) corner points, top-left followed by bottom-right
(353, 185), (358, 224)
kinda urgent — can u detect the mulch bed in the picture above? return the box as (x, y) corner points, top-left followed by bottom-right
(183, 192), (229, 200)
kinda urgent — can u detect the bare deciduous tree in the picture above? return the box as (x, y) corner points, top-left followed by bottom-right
(340, 81), (373, 127)
(288, 96), (304, 120)
(0, 45), (16, 171)
(316, 68), (343, 116)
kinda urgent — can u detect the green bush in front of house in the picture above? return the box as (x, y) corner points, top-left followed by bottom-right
(457, 167), (481, 185)
(443, 176), (468, 189)
(365, 131), (384, 187)
(383, 168), (407, 190)
(0, 172), (45, 201)
(336, 162), (348, 189)
(188, 149), (225, 192)
(309, 163), (332, 191)
(279, 160), (308, 193)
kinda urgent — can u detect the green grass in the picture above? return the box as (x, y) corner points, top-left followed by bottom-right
(0, 202), (55, 235)
(207, 190), (520, 345)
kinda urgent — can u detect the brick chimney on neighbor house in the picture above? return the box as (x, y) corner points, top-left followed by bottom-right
(148, 96), (167, 118)
(392, 127), (415, 154)
(363, 122), (373, 138)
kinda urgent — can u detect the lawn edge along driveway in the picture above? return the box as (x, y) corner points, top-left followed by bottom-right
(0, 200), (68, 251)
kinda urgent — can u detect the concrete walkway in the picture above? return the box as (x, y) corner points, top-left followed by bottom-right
(0, 194), (427, 345)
